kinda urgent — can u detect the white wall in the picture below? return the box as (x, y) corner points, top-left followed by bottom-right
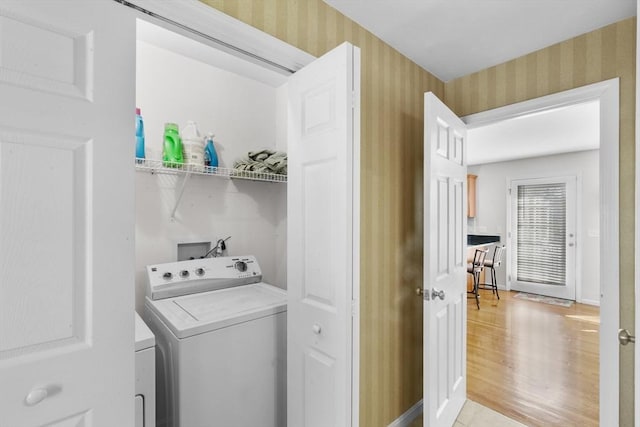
(468, 150), (600, 305)
(135, 41), (287, 312)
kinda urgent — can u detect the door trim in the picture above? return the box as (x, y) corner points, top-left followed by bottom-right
(119, 2), (360, 425)
(463, 78), (620, 427)
(507, 175), (579, 300)
(118, 0), (314, 74)
(351, 46), (362, 427)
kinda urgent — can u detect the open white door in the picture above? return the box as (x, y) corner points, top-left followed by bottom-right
(287, 42), (360, 427)
(423, 92), (467, 427)
(0, 1), (135, 425)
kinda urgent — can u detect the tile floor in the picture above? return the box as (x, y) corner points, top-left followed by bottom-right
(409, 400), (527, 427)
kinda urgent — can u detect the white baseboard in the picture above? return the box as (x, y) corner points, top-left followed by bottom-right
(579, 298), (600, 306)
(387, 399), (423, 427)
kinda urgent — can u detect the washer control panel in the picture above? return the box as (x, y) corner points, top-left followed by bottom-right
(146, 255), (262, 300)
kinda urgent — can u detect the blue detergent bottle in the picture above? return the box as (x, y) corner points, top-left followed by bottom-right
(135, 108), (145, 163)
(204, 133), (218, 170)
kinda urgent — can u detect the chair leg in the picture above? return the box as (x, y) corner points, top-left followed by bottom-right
(492, 268), (500, 300)
(473, 271), (480, 309)
(489, 268), (496, 295)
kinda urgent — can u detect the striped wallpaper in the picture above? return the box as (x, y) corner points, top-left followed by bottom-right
(199, 0), (444, 425)
(199, 2), (635, 424)
(445, 18), (636, 424)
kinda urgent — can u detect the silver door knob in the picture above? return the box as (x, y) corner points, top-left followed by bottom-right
(416, 288), (430, 300)
(618, 329), (636, 345)
(432, 288), (445, 300)
(25, 388), (48, 406)
(312, 324), (322, 335)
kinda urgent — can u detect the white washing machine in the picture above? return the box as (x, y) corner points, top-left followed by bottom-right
(135, 312), (156, 427)
(143, 255), (286, 427)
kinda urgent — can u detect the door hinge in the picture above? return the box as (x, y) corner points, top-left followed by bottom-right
(352, 91), (356, 110)
(351, 300), (358, 316)
(508, 188), (512, 195)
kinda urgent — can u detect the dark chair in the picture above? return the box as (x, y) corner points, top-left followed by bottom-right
(467, 248), (488, 309)
(479, 245), (506, 300)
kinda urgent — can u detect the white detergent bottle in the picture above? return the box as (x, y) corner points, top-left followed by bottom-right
(181, 120), (205, 171)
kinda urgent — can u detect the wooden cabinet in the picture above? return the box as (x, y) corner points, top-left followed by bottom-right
(467, 174), (477, 218)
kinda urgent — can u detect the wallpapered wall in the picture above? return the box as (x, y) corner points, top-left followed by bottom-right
(199, 0), (444, 425)
(445, 18), (636, 424)
(199, 1), (635, 424)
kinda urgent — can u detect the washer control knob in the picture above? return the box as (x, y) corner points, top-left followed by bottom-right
(162, 272), (173, 280)
(180, 270), (190, 278)
(234, 261), (248, 272)
(195, 268), (205, 276)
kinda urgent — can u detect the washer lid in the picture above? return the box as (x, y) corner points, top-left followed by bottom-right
(146, 283), (287, 339)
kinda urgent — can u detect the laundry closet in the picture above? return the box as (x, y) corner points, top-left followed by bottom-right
(134, 20), (289, 312)
(133, 18), (295, 427)
(130, 2), (362, 423)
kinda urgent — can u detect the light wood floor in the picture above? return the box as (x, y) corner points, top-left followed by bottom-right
(467, 289), (599, 426)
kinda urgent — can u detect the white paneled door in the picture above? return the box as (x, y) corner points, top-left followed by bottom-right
(423, 92), (467, 427)
(287, 42), (360, 427)
(0, 1), (135, 426)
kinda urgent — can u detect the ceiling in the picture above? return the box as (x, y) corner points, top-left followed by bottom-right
(467, 100), (599, 165)
(323, 0), (636, 81)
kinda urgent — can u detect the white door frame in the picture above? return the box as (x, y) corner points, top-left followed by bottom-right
(464, 78), (620, 427)
(120, 1), (361, 425)
(507, 175), (579, 301)
(502, 171), (586, 303)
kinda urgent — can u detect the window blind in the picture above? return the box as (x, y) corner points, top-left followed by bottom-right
(516, 183), (566, 286)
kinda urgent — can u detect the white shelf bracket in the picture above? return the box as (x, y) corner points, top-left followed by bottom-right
(170, 172), (192, 221)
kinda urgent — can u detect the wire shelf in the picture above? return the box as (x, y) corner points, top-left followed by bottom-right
(135, 158), (287, 183)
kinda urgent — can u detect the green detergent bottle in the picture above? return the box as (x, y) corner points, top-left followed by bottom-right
(163, 123), (184, 167)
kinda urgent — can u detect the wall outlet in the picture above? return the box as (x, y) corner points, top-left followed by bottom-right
(177, 241), (212, 261)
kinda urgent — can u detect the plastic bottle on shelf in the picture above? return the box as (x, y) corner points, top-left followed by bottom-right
(135, 108), (145, 163)
(204, 133), (219, 172)
(163, 123), (184, 168)
(181, 121), (205, 171)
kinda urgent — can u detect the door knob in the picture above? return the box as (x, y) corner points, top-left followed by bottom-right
(431, 288), (445, 300)
(618, 329), (635, 345)
(312, 324), (322, 335)
(25, 388), (49, 407)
